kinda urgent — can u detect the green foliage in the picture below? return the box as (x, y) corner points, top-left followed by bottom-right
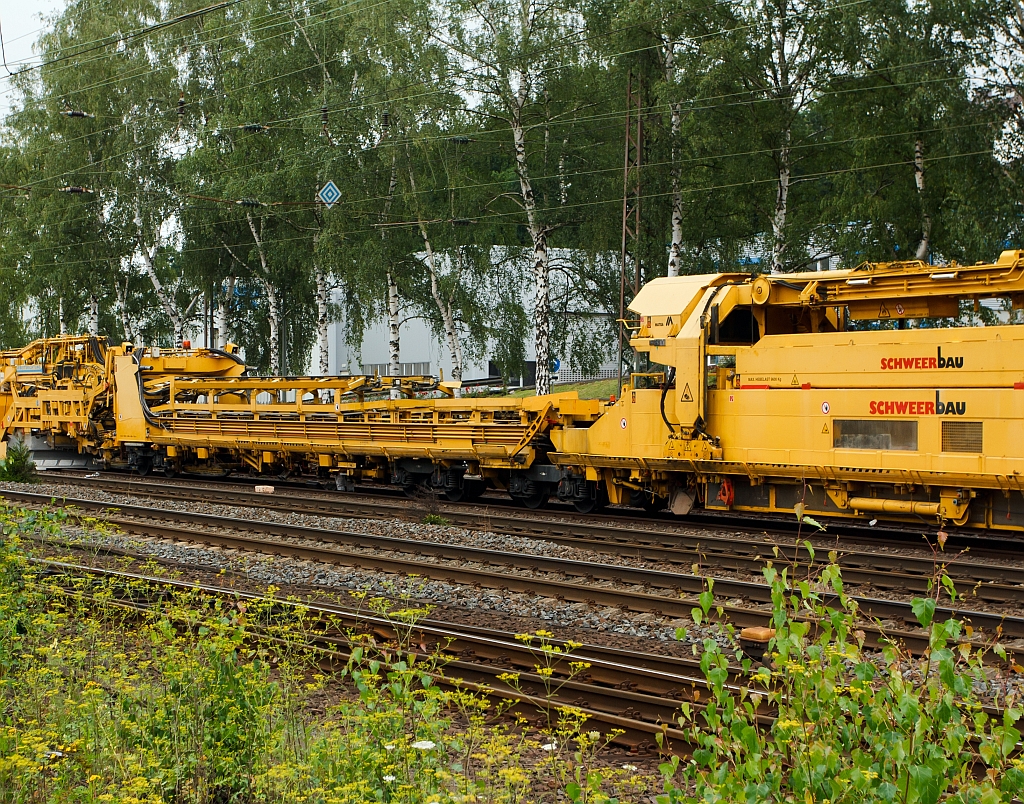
(0, 440), (37, 484)
(421, 513), (452, 526)
(1, 0), (1019, 377)
(660, 561), (1024, 802)
(0, 511), (649, 802)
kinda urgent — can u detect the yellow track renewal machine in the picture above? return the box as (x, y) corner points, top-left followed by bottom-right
(2, 249), (1023, 530)
(552, 249), (1024, 530)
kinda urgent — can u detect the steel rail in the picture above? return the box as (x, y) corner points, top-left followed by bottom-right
(47, 469), (1011, 548)
(34, 558), (718, 750)
(33, 473), (1024, 603)
(8, 488), (1018, 657)
(33, 556), (1014, 756)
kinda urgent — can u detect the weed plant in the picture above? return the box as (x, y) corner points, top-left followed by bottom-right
(660, 549), (1024, 803)
(0, 502), (645, 803)
(4, 499), (1024, 802)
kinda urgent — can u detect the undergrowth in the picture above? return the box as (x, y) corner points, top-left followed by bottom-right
(2, 501), (1024, 803)
(0, 503), (645, 803)
(660, 547), (1024, 803)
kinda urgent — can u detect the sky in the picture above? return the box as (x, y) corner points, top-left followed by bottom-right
(1, 0), (63, 118)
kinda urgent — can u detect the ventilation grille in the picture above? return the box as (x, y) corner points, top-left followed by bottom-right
(941, 421), (983, 453)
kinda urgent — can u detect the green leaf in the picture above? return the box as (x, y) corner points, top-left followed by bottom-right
(911, 597), (936, 628)
(691, 607), (703, 626)
(802, 516), (825, 532)
(565, 782), (582, 801)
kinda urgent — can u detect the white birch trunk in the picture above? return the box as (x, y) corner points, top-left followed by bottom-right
(138, 244), (184, 343)
(423, 234), (464, 397)
(558, 137), (570, 206)
(263, 280), (281, 375)
(58, 297), (66, 335)
(214, 276), (234, 349)
(663, 38), (685, 278)
(381, 159), (401, 400)
(115, 279), (136, 345)
(771, 127), (791, 275)
(406, 160), (465, 396)
(87, 294), (99, 335)
(387, 270), (401, 399)
(315, 264), (330, 376)
(767, 1), (796, 276)
(512, 77), (551, 396)
(246, 214), (280, 374)
(913, 138), (931, 261)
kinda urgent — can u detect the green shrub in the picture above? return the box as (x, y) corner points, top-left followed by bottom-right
(659, 558), (1024, 803)
(0, 439), (37, 483)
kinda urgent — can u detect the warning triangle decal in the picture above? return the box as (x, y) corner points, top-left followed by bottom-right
(879, 302), (890, 318)
(791, 374), (800, 386)
(681, 383), (693, 402)
(822, 423), (829, 434)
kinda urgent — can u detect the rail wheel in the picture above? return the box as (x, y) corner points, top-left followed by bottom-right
(630, 489), (666, 513)
(163, 465), (176, 479)
(573, 481), (607, 514)
(445, 480), (485, 503)
(573, 497), (603, 514)
(401, 477), (433, 498)
(517, 491), (549, 509)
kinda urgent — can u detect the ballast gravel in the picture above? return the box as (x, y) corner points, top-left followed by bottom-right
(50, 524), (708, 655)
(9, 479), (1024, 654)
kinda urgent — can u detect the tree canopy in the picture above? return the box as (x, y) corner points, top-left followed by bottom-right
(1, 0), (1021, 382)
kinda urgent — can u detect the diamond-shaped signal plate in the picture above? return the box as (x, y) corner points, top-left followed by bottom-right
(318, 180), (341, 209)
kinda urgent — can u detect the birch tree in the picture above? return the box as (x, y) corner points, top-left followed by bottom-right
(444, 0), (585, 394)
(820, 0), (1009, 265)
(725, 0), (857, 273)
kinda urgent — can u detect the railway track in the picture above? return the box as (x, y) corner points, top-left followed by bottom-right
(7, 486), (1022, 658)
(45, 469), (973, 549)
(25, 473), (1024, 606)
(36, 557), (714, 751)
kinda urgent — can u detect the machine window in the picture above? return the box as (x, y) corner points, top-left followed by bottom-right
(834, 420), (918, 451)
(941, 421), (983, 453)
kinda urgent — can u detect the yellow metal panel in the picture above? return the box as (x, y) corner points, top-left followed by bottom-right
(113, 356), (148, 441)
(708, 386), (1024, 477)
(735, 326), (1024, 389)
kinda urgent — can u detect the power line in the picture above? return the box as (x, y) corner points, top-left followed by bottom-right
(0, 16), (14, 77)
(0, 0), (247, 80)
(6, 145), (999, 272)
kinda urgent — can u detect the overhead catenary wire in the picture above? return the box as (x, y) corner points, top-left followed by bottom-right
(0, 0), (1013, 269)
(4, 51), (1001, 200)
(9, 145), (998, 273)
(1, 116), (997, 221)
(0, 0), (1005, 197)
(0, 0), (247, 81)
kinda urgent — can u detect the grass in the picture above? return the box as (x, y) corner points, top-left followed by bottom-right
(505, 378), (620, 400)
